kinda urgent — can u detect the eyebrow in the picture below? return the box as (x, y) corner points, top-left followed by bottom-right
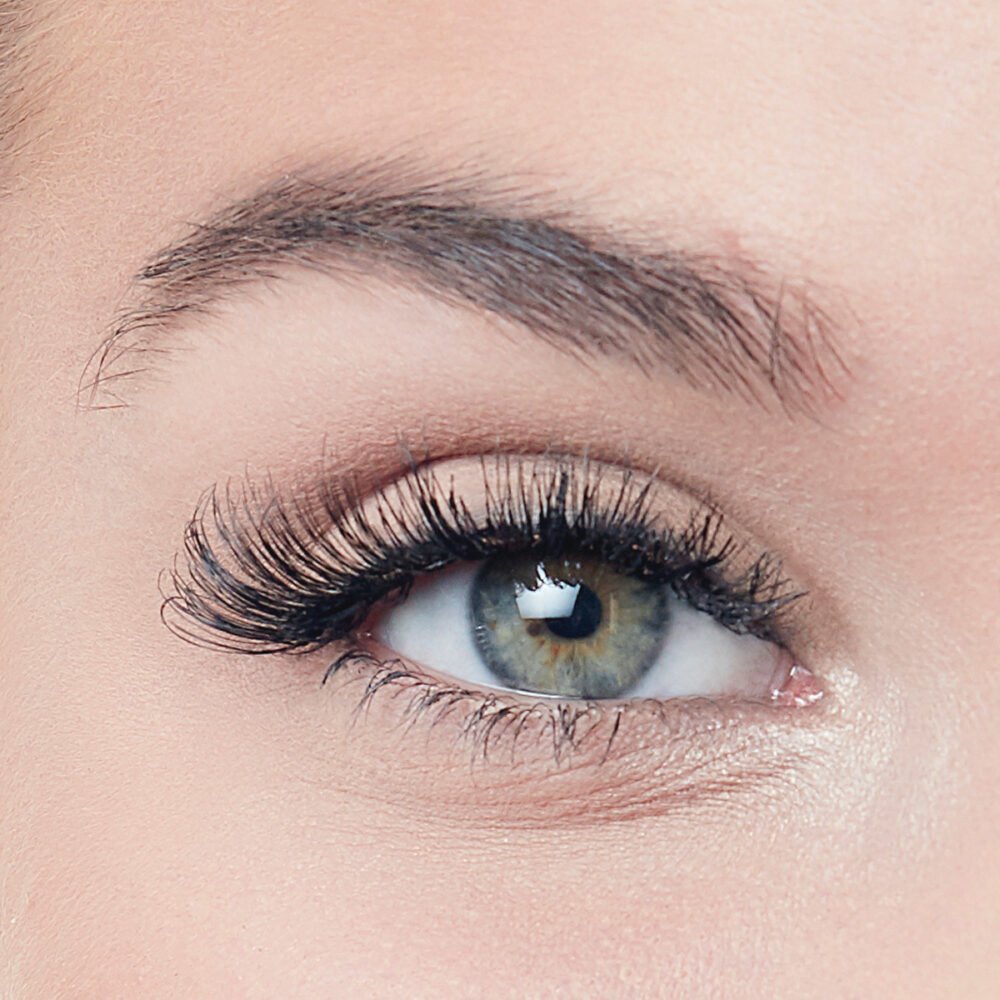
(80, 159), (851, 413)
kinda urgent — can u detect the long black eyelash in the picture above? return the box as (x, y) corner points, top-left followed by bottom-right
(162, 455), (803, 654)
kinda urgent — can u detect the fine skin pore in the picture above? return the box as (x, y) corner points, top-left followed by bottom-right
(1, 2), (999, 998)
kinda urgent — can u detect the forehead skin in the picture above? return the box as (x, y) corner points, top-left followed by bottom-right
(1, 2), (999, 998)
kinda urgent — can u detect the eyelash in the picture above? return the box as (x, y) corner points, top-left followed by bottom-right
(164, 454), (801, 653)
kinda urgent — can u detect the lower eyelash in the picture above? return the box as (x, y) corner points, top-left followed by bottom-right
(317, 643), (823, 780)
(326, 645), (623, 764)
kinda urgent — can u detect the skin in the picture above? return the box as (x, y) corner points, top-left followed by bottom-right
(1, 1), (999, 997)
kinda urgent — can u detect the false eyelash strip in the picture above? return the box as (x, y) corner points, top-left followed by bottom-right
(162, 453), (803, 654)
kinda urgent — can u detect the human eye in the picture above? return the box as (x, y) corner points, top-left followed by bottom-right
(378, 554), (802, 703)
(164, 452), (823, 772)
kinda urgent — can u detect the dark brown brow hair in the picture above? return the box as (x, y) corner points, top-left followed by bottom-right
(81, 158), (852, 414)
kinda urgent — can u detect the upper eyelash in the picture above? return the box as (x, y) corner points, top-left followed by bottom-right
(162, 454), (804, 654)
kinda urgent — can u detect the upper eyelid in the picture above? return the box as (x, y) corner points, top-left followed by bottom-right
(161, 453), (802, 655)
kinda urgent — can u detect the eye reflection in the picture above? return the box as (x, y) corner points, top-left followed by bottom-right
(473, 554), (671, 698)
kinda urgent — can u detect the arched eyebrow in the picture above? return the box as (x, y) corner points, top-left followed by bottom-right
(80, 160), (851, 414)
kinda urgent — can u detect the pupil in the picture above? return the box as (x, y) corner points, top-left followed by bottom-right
(543, 584), (603, 640)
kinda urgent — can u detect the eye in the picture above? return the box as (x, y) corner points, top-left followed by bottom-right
(375, 549), (793, 702)
(164, 453), (824, 731)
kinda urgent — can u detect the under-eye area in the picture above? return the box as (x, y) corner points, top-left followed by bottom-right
(162, 452), (827, 776)
(299, 645), (841, 827)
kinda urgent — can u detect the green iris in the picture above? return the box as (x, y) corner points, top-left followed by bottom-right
(470, 552), (671, 698)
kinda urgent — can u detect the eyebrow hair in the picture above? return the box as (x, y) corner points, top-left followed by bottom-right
(0, 1), (39, 178)
(80, 158), (851, 413)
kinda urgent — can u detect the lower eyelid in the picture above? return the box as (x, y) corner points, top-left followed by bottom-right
(314, 642), (836, 829)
